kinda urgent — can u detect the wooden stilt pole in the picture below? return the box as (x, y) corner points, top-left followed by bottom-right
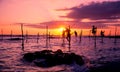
(1, 29), (3, 40)
(21, 24), (24, 51)
(25, 30), (28, 43)
(46, 26), (48, 48)
(11, 30), (13, 39)
(37, 32), (39, 43)
(89, 30), (91, 41)
(79, 30), (82, 43)
(114, 26), (117, 44)
(68, 25), (71, 52)
(48, 32), (50, 44)
(109, 30), (111, 39)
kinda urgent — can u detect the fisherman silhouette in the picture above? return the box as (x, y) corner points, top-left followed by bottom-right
(91, 25), (97, 48)
(65, 27), (71, 42)
(64, 26), (71, 51)
(100, 30), (105, 37)
(74, 31), (78, 37)
(92, 25), (97, 36)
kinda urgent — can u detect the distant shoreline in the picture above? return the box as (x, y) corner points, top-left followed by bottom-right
(0, 35), (120, 38)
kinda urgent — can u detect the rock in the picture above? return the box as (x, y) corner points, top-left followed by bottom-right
(34, 50), (53, 59)
(34, 59), (48, 67)
(74, 55), (85, 66)
(23, 53), (35, 62)
(54, 49), (63, 54)
(23, 49), (85, 67)
(62, 53), (74, 64)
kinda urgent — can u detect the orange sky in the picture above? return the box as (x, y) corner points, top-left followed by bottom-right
(0, 0), (120, 36)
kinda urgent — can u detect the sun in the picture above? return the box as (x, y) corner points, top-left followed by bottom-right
(59, 27), (65, 32)
(53, 27), (66, 35)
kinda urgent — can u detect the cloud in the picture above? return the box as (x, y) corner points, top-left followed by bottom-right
(19, 1), (120, 30)
(25, 21), (73, 29)
(108, 24), (120, 27)
(60, 1), (120, 20)
(24, 20), (108, 29)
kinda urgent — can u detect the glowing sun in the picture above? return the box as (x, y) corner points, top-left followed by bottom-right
(59, 27), (65, 32)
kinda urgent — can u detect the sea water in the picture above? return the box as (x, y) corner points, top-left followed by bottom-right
(0, 36), (120, 72)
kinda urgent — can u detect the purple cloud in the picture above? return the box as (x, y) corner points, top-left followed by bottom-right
(108, 24), (120, 27)
(24, 20), (108, 29)
(59, 1), (120, 20)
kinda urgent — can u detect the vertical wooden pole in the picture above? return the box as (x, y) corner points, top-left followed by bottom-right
(46, 26), (48, 48)
(1, 29), (3, 40)
(92, 25), (97, 48)
(114, 26), (117, 44)
(37, 32), (39, 43)
(79, 30), (82, 43)
(21, 24), (24, 39)
(26, 30), (28, 43)
(89, 30), (91, 41)
(109, 30), (111, 39)
(48, 32), (50, 44)
(101, 35), (103, 43)
(68, 25), (71, 52)
(94, 32), (97, 48)
(11, 30), (13, 39)
(62, 30), (65, 47)
(100, 30), (104, 43)
(10, 23), (13, 39)
(21, 24), (24, 51)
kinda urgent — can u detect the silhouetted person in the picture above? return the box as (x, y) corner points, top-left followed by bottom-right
(65, 27), (71, 42)
(65, 26), (71, 51)
(91, 25), (97, 48)
(74, 31), (78, 37)
(100, 30), (105, 37)
(92, 25), (97, 36)
(79, 30), (82, 43)
(100, 30), (105, 43)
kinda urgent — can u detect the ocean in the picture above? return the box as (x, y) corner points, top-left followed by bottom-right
(0, 36), (120, 72)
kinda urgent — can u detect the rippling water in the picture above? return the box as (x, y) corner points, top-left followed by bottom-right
(0, 36), (120, 72)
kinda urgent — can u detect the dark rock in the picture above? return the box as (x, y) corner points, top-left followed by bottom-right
(40, 50), (53, 54)
(75, 55), (85, 66)
(34, 50), (53, 59)
(34, 59), (48, 67)
(23, 53), (35, 62)
(54, 49), (63, 54)
(23, 49), (85, 67)
(62, 53), (74, 64)
(34, 51), (43, 58)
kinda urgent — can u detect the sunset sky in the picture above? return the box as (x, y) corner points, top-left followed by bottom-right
(0, 0), (120, 36)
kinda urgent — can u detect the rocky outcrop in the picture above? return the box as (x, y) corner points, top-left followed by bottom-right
(23, 49), (85, 68)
